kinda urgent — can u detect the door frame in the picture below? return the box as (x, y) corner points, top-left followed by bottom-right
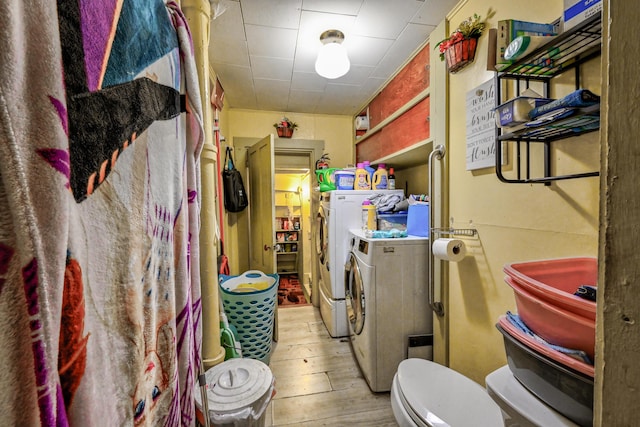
(234, 137), (324, 306)
(273, 139), (324, 306)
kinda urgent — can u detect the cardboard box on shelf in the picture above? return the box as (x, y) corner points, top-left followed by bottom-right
(496, 19), (558, 70)
(563, 0), (602, 31)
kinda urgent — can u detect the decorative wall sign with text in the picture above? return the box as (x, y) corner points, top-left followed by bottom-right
(466, 79), (498, 170)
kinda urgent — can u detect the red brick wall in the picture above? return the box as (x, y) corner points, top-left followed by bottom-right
(356, 43), (431, 163)
(356, 97), (430, 162)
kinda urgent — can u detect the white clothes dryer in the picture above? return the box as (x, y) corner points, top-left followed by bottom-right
(316, 189), (403, 338)
(344, 229), (433, 392)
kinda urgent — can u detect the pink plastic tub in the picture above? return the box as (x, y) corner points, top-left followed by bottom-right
(504, 257), (597, 320)
(506, 277), (595, 360)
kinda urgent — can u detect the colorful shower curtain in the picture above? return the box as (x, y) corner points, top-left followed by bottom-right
(0, 0), (204, 425)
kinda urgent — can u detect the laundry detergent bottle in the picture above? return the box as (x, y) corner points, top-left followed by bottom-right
(362, 200), (377, 233)
(355, 162), (371, 190)
(372, 163), (388, 190)
(363, 160), (375, 182)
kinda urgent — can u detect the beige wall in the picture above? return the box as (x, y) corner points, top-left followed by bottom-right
(217, 108), (352, 274)
(395, 164), (429, 196)
(444, 0), (600, 384)
(226, 109), (353, 168)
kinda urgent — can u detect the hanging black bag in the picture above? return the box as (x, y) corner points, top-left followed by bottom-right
(222, 147), (248, 212)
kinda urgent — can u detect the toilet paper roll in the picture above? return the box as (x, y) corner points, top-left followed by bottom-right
(432, 238), (466, 262)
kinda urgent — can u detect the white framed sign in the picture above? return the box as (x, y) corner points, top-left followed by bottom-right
(466, 79), (498, 170)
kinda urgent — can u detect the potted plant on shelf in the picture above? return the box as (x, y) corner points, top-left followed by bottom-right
(274, 117), (298, 138)
(435, 8), (495, 73)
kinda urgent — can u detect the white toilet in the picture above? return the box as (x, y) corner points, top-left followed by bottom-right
(390, 358), (504, 426)
(485, 365), (579, 427)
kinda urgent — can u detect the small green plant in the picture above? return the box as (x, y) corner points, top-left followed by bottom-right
(435, 8), (496, 61)
(273, 117), (298, 130)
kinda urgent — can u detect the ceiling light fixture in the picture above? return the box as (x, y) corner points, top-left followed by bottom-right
(315, 30), (350, 79)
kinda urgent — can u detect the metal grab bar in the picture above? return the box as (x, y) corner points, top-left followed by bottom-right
(428, 144), (446, 317)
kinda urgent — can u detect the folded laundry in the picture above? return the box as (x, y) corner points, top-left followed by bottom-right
(368, 193), (403, 212)
(393, 198), (410, 212)
(506, 311), (593, 365)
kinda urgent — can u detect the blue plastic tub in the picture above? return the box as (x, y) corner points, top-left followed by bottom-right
(377, 211), (408, 230)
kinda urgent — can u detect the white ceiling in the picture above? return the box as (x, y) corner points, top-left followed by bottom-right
(208, 0), (458, 116)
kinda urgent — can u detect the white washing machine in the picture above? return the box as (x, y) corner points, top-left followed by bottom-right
(316, 189), (404, 338)
(344, 228), (433, 392)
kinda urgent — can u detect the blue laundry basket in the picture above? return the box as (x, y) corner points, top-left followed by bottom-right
(219, 270), (278, 364)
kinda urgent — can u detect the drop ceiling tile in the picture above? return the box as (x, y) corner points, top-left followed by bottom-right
(254, 79), (289, 111)
(207, 0), (459, 116)
(210, 1), (245, 41)
(301, 0), (363, 15)
(250, 56), (294, 80)
(287, 89), (324, 113)
(212, 62), (257, 109)
(211, 62), (253, 90)
(325, 63), (375, 85)
(246, 24), (298, 59)
(241, 0), (303, 29)
(411, 0), (459, 26)
(253, 78), (292, 102)
(352, 0), (423, 39)
(371, 23), (433, 79)
(227, 93), (258, 110)
(209, 37), (250, 67)
(347, 35), (394, 66)
(316, 88), (367, 114)
(292, 43), (317, 73)
(291, 71), (328, 91)
(257, 98), (290, 112)
(321, 82), (362, 100)
(358, 76), (387, 98)
(296, 10), (357, 57)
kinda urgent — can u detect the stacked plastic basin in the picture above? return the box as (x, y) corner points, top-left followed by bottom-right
(498, 257), (597, 427)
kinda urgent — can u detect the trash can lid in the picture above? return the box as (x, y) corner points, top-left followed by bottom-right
(203, 358), (274, 413)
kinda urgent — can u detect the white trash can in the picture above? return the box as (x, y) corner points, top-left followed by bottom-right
(195, 358), (276, 427)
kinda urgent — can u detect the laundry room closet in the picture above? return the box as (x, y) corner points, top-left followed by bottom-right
(273, 164), (311, 307)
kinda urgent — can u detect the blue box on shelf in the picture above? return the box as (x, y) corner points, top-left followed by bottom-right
(407, 204), (429, 237)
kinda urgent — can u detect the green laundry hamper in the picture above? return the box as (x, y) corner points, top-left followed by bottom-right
(219, 270), (278, 364)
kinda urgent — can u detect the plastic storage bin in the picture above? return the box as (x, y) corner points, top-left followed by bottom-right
(504, 257), (597, 320)
(377, 211), (408, 231)
(496, 316), (593, 427)
(194, 358), (275, 427)
(219, 271), (278, 364)
(506, 276), (595, 360)
(334, 169), (355, 190)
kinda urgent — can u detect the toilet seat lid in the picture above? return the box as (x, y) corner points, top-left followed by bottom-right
(396, 359), (503, 427)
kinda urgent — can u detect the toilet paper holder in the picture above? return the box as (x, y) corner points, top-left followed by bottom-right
(428, 228), (477, 317)
(431, 227), (477, 237)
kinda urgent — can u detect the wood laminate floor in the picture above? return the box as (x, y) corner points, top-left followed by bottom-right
(265, 305), (398, 426)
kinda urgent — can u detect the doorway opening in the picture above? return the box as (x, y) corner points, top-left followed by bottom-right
(274, 146), (322, 306)
(238, 136), (324, 307)
(274, 168), (310, 306)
